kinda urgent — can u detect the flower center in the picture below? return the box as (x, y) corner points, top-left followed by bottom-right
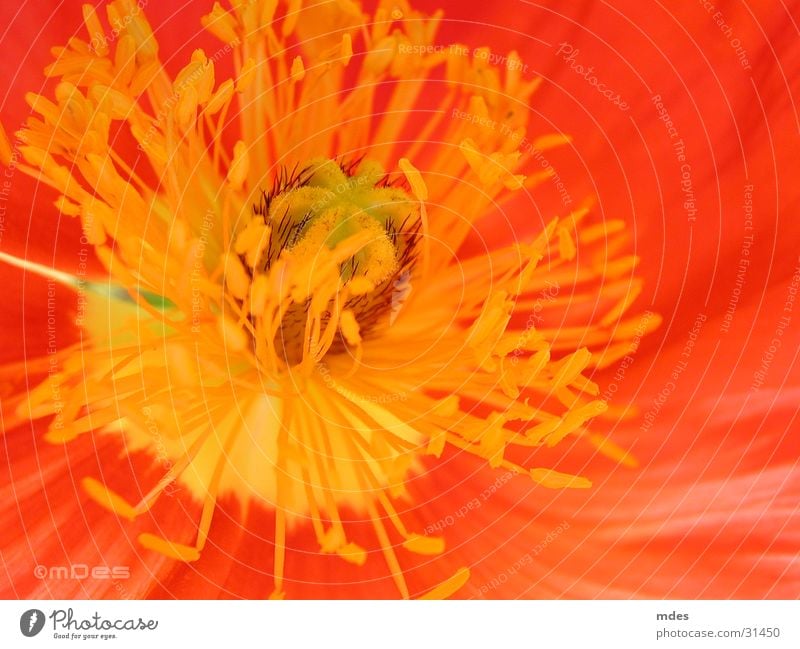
(229, 158), (421, 367)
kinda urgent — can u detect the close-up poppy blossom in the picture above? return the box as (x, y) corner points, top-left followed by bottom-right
(0, 0), (798, 606)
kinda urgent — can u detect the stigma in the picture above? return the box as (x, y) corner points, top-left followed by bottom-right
(228, 157), (422, 367)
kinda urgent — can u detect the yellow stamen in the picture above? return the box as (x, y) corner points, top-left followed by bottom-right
(82, 478), (138, 521)
(138, 534), (201, 562)
(418, 568), (471, 600)
(529, 468), (592, 490)
(227, 140), (249, 190)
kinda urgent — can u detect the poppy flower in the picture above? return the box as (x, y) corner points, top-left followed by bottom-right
(1, 0), (798, 600)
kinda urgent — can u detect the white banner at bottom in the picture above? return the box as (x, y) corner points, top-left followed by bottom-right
(0, 600), (796, 648)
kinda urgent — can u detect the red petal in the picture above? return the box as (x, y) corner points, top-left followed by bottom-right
(419, 276), (800, 598)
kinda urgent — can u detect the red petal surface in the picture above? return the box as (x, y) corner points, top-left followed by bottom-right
(1, 0), (798, 599)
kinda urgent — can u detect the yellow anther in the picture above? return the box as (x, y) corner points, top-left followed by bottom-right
(402, 534), (445, 555)
(364, 35), (397, 75)
(558, 226), (576, 261)
(176, 86), (198, 132)
(225, 253), (250, 300)
(340, 34), (353, 66)
(336, 542), (367, 566)
(249, 274), (270, 317)
(227, 140), (249, 190)
(202, 2), (239, 44)
(426, 429), (446, 457)
(0, 122), (12, 166)
(290, 56), (305, 82)
(418, 568), (471, 599)
(551, 348), (592, 389)
(82, 4), (108, 56)
(206, 79), (235, 115)
(529, 468), (592, 489)
(237, 58), (257, 92)
(82, 478), (137, 521)
(138, 533), (201, 562)
(339, 309), (362, 346)
(218, 315), (249, 352)
(433, 395), (459, 417)
(534, 133), (572, 151)
(347, 276), (375, 295)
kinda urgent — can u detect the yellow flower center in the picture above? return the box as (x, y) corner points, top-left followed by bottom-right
(232, 156), (420, 364)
